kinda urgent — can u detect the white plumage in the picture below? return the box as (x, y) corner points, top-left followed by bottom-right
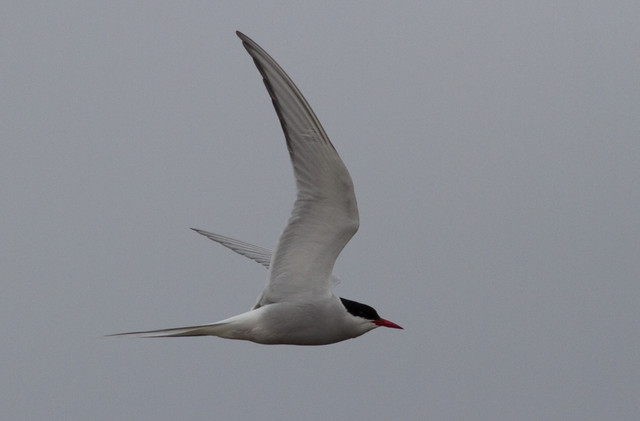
(110, 31), (401, 345)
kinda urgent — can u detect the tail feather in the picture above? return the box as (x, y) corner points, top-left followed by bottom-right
(107, 322), (228, 338)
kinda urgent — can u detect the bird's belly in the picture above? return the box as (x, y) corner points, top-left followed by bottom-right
(248, 302), (350, 345)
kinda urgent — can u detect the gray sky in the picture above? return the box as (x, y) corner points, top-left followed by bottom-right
(2, 2), (639, 420)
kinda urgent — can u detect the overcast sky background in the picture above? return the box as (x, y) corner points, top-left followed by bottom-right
(2, 2), (639, 420)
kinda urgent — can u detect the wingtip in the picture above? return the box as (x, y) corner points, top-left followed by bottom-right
(190, 227), (208, 237)
(236, 31), (258, 52)
(236, 30), (248, 41)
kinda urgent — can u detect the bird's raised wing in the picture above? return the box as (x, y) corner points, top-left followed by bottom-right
(236, 32), (358, 306)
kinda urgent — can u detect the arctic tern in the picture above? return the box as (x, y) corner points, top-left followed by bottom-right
(111, 31), (402, 345)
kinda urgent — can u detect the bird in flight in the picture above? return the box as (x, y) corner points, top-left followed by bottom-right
(111, 31), (402, 345)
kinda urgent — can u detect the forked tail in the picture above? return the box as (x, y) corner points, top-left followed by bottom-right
(107, 322), (229, 338)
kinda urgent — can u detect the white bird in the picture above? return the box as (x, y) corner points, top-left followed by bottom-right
(111, 31), (402, 345)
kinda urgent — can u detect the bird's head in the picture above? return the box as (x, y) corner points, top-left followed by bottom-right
(339, 297), (403, 331)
